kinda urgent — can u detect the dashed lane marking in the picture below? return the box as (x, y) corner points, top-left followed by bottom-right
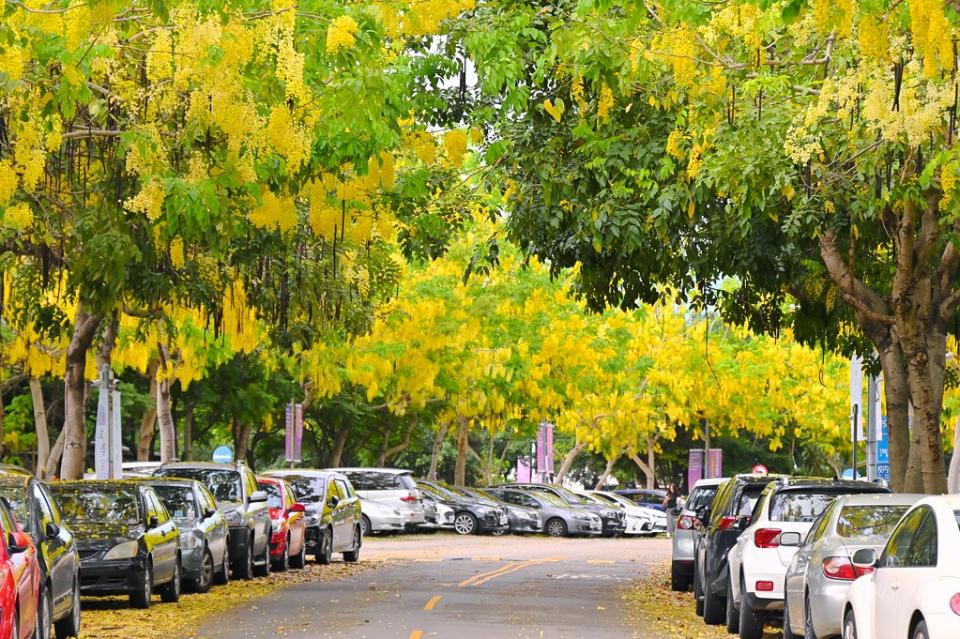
(424, 595), (443, 611)
(409, 631), (423, 639)
(458, 558), (563, 588)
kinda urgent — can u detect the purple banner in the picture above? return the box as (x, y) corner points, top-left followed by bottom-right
(516, 457), (532, 482)
(688, 449), (704, 490)
(707, 448), (723, 479)
(293, 403), (304, 462)
(284, 403), (294, 462)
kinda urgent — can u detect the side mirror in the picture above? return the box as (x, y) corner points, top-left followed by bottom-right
(7, 532), (29, 553)
(44, 522), (60, 539)
(852, 548), (878, 569)
(328, 495), (340, 508)
(289, 503), (306, 514)
(779, 532), (802, 547)
(249, 491), (268, 504)
(148, 516), (160, 529)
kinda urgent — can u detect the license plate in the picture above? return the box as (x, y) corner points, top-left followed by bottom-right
(500, 515), (508, 526)
(591, 521), (601, 530)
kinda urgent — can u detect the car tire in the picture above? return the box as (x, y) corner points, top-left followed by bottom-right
(54, 579), (80, 639)
(36, 585), (52, 639)
(782, 595), (796, 639)
(671, 561), (689, 592)
(317, 528), (333, 565)
(254, 541), (271, 578)
(343, 526), (361, 563)
(214, 545), (230, 586)
(803, 592), (817, 639)
(13, 605), (19, 639)
(191, 547), (215, 594)
(738, 576), (764, 639)
(361, 515), (371, 537)
(725, 579), (740, 634)
(130, 562), (153, 609)
(290, 536), (306, 570)
(454, 512), (478, 535)
(159, 556), (182, 603)
(702, 573), (724, 625)
(912, 620), (929, 639)
(273, 535), (289, 573)
(235, 537), (254, 580)
(693, 565), (705, 617)
(842, 609), (857, 639)
(545, 518), (567, 537)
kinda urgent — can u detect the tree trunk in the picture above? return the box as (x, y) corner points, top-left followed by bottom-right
(554, 440), (585, 485)
(60, 307), (103, 480)
(233, 418), (252, 465)
(156, 344), (176, 463)
(454, 416), (469, 486)
(329, 426), (349, 467)
(630, 452), (656, 489)
(427, 422), (449, 480)
(903, 405), (924, 493)
(182, 400), (194, 461)
(138, 360), (159, 461)
(30, 378), (50, 478)
(594, 453), (620, 490)
(44, 429), (66, 481)
(380, 421), (417, 467)
(866, 323), (911, 492)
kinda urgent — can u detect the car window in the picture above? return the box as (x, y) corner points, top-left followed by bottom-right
(284, 484), (296, 508)
(37, 484), (63, 525)
(903, 508), (937, 567)
(343, 472), (405, 490)
(0, 486), (31, 533)
(735, 485), (765, 518)
(152, 491), (172, 524)
(0, 502), (17, 537)
(770, 491), (845, 523)
(34, 484), (58, 531)
(197, 485), (217, 513)
(244, 470), (259, 497)
(152, 485), (198, 520)
(880, 507), (926, 568)
(261, 483), (283, 509)
(805, 501), (837, 543)
(155, 468), (243, 503)
(708, 481), (733, 525)
(687, 486), (718, 512)
(278, 476), (327, 503)
(341, 479), (356, 498)
(335, 480), (350, 500)
(143, 490), (160, 522)
(836, 505), (909, 539)
(52, 485), (142, 526)
(592, 493), (618, 506)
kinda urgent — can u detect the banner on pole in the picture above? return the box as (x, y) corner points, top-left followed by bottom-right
(516, 457), (532, 482)
(850, 354), (865, 440)
(707, 448), (723, 479)
(284, 403), (294, 462)
(293, 403), (304, 462)
(877, 416), (890, 481)
(687, 449), (704, 489)
(94, 368), (111, 480)
(110, 388), (123, 479)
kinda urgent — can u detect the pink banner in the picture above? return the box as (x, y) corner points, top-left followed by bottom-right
(284, 403), (294, 462)
(688, 449), (704, 490)
(707, 448), (723, 479)
(293, 403), (304, 462)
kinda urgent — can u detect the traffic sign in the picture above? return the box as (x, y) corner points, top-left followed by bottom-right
(212, 445), (234, 464)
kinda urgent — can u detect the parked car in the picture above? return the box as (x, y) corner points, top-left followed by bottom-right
(843, 494), (960, 639)
(694, 473), (783, 624)
(154, 461), (271, 579)
(0, 470), (81, 638)
(256, 476), (307, 571)
(726, 478), (890, 638)
(0, 497), (41, 639)
(145, 478), (230, 592)
(262, 470), (362, 563)
(615, 488), (668, 511)
(459, 487), (541, 534)
(333, 468), (425, 531)
(49, 481), (181, 609)
(584, 491), (666, 536)
(668, 478), (724, 591)
(412, 484), (455, 532)
(493, 483), (625, 536)
(416, 481), (508, 535)
(487, 488), (602, 537)
(782, 493), (923, 639)
(359, 498), (407, 535)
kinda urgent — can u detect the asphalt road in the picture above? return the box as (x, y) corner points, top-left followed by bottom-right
(198, 533), (670, 639)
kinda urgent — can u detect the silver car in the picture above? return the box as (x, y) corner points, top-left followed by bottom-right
(671, 478), (724, 591)
(358, 497), (406, 535)
(333, 468), (426, 531)
(488, 488), (602, 537)
(781, 493), (924, 639)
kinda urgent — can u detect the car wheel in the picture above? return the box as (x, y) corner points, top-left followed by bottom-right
(214, 544), (230, 586)
(912, 620), (929, 639)
(35, 586), (52, 639)
(192, 547), (215, 594)
(842, 609), (857, 639)
(725, 578), (739, 634)
(454, 512), (478, 535)
(782, 594), (796, 639)
(254, 540), (271, 578)
(317, 528), (333, 565)
(290, 535), (306, 570)
(545, 518), (567, 537)
(343, 526), (361, 563)
(803, 592), (817, 639)
(361, 515), (371, 537)
(159, 556), (182, 603)
(54, 579), (80, 639)
(702, 573), (724, 625)
(130, 562), (153, 609)
(671, 561), (688, 592)
(738, 576), (764, 639)
(693, 565), (704, 617)
(235, 537), (254, 580)
(273, 535), (289, 573)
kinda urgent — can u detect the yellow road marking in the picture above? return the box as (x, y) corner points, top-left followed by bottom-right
(459, 558), (562, 588)
(588, 559), (615, 565)
(458, 560), (530, 587)
(424, 595), (443, 610)
(409, 631), (423, 639)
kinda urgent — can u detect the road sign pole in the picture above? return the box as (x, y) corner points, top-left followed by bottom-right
(867, 374), (878, 482)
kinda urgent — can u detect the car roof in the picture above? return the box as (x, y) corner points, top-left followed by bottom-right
(138, 477), (202, 489)
(157, 461), (241, 471)
(265, 469), (337, 478)
(768, 477), (890, 493)
(691, 478), (726, 489)
(0, 465), (33, 477)
(329, 467), (412, 475)
(0, 474), (31, 489)
(50, 479), (152, 489)
(917, 493), (960, 510)
(832, 493), (926, 508)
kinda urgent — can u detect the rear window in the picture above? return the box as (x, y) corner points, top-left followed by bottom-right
(344, 472), (413, 491)
(836, 505), (909, 538)
(687, 486), (718, 512)
(735, 485), (765, 517)
(770, 491), (843, 522)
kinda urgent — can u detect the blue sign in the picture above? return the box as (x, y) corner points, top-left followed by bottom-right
(877, 416), (890, 481)
(212, 445), (234, 464)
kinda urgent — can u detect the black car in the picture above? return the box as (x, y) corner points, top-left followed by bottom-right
(49, 481), (182, 609)
(694, 474), (783, 624)
(154, 462), (270, 579)
(417, 480), (509, 535)
(460, 487), (542, 534)
(493, 483), (626, 536)
(0, 472), (81, 638)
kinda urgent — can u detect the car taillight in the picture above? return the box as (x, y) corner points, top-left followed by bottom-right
(753, 528), (782, 549)
(400, 495), (418, 503)
(269, 507), (283, 520)
(718, 516), (738, 530)
(677, 515), (699, 530)
(822, 557), (857, 581)
(950, 593), (960, 616)
(755, 581), (774, 592)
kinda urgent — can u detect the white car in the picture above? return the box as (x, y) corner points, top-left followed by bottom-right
(587, 491), (666, 536)
(726, 478), (888, 639)
(359, 498), (406, 535)
(332, 468), (426, 530)
(843, 494), (960, 639)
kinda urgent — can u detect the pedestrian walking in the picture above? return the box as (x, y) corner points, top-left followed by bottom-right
(663, 483), (679, 537)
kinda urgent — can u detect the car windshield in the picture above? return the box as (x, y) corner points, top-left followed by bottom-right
(260, 482), (283, 509)
(155, 468), (242, 503)
(152, 485), (198, 521)
(343, 472), (415, 491)
(770, 490), (845, 522)
(837, 505), (910, 538)
(276, 476), (326, 503)
(53, 486), (140, 526)
(736, 485), (766, 517)
(535, 492), (569, 507)
(0, 486), (30, 532)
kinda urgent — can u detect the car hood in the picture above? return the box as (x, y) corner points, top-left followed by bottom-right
(70, 522), (142, 548)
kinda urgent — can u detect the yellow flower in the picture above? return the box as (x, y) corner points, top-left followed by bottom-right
(665, 128), (685, 159)
(125, 179), (166, 221)
(170, 238), (186, 268)
(543, 98), (564, 123)
(0, 160), (17, 205)
(249, 191), (298, 232)
(2, 202), (33, 230)
(597, 84), (614, 122)
(326, 15), (359, 55)
(443, 129), (468, 167)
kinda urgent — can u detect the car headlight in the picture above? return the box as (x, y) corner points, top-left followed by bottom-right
(180, 533), (202, 550)
(602, 510), (617, 518)
(224, 510), (243, 526)
(573, 513), (591, 520)
(103, 540), (139, 560)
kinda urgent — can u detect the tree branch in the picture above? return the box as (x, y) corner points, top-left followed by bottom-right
(818, 232), (895, 325)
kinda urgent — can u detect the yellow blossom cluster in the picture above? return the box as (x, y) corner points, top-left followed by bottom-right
(249, 191), (298, 232)
(1, 202), (33, 231)
(443, 129), (469, 167)
(125, 180), (166, 221)
(326, 15), (359, 55)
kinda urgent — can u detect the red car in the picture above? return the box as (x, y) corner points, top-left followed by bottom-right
(0, 498), (40, 639)
(256, 477), (307, 572)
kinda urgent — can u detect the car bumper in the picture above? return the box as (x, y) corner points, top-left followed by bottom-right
(374, 517), (406, 533)
(743, 590), (784, 613)
(672, 530), (696, 560)
(228, 525), (252, 562)
(572, 520), (604, 535)
(510, 519), (542, 533)
(79, 558), (148, 595)
(601, 519), (626, 536)
(672, 559), (694, 578)
(269, 528), (287, 557)
(808, 580), (849, 638)
(478, 513), (510, 533)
